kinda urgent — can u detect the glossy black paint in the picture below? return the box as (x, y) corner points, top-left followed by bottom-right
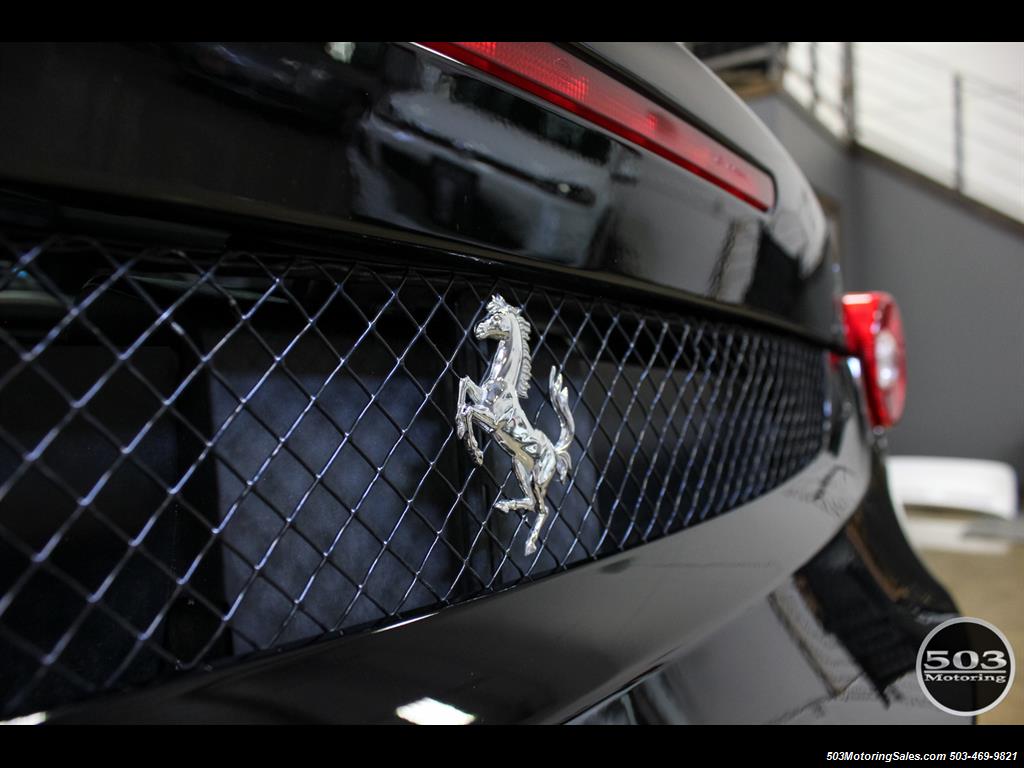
(0, 42), (839, 346)
(574, 454), (963, 724)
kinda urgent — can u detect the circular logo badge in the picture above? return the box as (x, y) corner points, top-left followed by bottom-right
(916, 617), (1015, 716)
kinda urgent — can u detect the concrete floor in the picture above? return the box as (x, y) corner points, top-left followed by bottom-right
(905, 509), (1024, 725)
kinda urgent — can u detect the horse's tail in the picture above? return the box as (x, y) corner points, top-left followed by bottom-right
(548, 366), (575, 481)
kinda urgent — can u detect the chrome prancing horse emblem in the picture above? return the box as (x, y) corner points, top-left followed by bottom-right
(456, 295), (574, 555)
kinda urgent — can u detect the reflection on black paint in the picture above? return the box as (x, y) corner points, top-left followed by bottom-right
(451, 78), (613, 164)
(744, 228), (802, 316)
(0, 42), (837, 340)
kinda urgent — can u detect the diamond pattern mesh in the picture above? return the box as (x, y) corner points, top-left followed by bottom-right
(0, 228), (827, 717)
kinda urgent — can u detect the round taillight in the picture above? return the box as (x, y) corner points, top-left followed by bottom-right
(841, 291), (907, 428)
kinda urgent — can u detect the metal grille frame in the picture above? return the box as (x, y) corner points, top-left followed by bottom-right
(0, 228), (828, 717)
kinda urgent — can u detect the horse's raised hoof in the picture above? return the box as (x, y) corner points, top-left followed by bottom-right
(472, 448), (483, 465)
(524, 538), (538, 556)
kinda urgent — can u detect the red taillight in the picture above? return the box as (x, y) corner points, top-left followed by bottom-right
(842, 292), (907, 428)
(416, 42), (776, 212)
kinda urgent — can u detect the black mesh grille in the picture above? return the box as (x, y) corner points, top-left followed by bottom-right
(0, 229), (827, 716)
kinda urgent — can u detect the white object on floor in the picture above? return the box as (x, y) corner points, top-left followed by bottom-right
(887, 456), (1019, 520)
(901, 516), (1011, 556)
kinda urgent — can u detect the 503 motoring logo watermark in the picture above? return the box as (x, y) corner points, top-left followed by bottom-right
(916, 617), (1015, 716)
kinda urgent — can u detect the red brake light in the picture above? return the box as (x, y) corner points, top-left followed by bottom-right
(842, 292), (907, 428)
(417, 42), (776, 212)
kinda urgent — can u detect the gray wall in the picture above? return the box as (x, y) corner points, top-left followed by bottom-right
(750, 94), (1024, 476)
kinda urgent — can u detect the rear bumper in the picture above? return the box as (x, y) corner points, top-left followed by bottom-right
(575, 449), (965, 724)
(46, 410), (960, 724)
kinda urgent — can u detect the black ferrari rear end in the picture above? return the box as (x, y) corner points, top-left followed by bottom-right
(0, 41), (963, 723)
